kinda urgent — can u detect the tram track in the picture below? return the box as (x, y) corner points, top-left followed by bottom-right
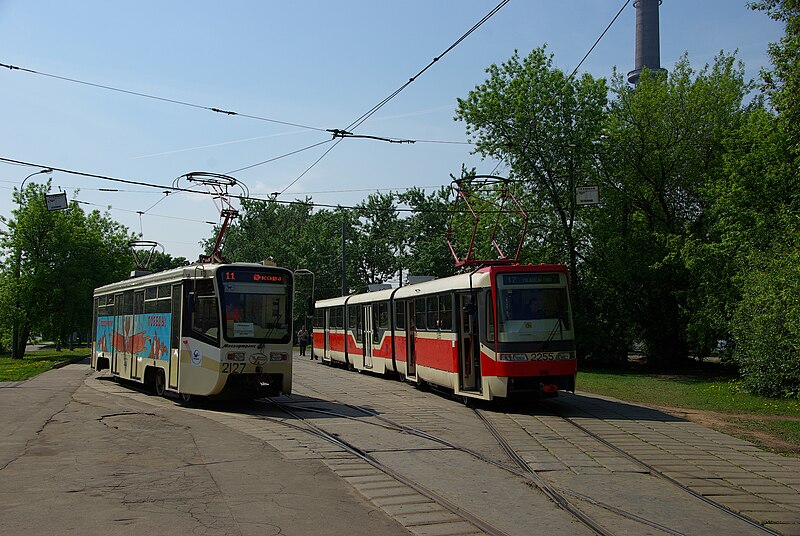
(540, 404), (783, 536)
(272, 384), (786, 536)
(255, 398), (512, 536)
(265, 398), (689, 535)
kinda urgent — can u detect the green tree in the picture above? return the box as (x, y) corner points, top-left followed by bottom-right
(590, 54), (750, 367)
(750, 0), (800, 150)
(349, 192), (405, 291)
(398, 186), (459, 281)
(147, 250), (188, 273)
(455, 47), (609, 290)
(0, 182), (134, 355)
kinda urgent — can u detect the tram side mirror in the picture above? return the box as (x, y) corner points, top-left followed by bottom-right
(306, 295), (314, 317)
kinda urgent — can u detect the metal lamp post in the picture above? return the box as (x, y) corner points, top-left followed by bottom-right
(294, 268), (315, 331)
(12, 168), (53, 358)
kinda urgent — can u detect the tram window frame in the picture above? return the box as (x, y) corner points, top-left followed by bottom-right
(332, 306), (344, 330)
(123, 291), (134, 315)
(348, 305), (363, 343)
(414, 298), (426, 330)
(134, 291), (144, 315)
(170, 283), (182, 348)
(92, 297), (99, 342)
(377, 302), (389, 330)
(486, 291), (495, 343)
(439, 294), (453, 331)
(426, 296), (438, 330)
(188, 279), (219, 345)
(394, 299), (406, 330)
(97, 294), (114, 317)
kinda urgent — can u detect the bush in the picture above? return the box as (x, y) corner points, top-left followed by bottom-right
(732, 231), (800, 398)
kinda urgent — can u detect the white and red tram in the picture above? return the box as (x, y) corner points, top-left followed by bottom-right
(312, 263), (576, 401)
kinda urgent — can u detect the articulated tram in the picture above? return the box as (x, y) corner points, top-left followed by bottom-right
(91, 262), (293, 400)
(312, 264), (576, 401)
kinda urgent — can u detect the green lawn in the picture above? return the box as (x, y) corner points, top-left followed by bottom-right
(577, 368), (800, 416)
(0, 349), (89, 382)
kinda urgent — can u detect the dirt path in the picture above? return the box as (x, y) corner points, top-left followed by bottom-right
(656, 405), (800, 457)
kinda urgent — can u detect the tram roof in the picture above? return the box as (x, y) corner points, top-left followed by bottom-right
(313, 264), (570, 308)
(93, 262), (288, 295)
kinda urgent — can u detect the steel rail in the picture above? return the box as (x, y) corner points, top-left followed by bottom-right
(258, 398), (511, 536)
(546, 407), (783, 536)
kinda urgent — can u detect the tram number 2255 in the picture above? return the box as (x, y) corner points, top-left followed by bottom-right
(222, 363), (246, 374)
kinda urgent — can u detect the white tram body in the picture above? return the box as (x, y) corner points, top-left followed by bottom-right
(313, 264), (577, 401)
(91, 262), (293, 399)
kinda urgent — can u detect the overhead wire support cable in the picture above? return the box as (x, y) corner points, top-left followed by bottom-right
(0, 61), (327, 133)
(327, 129), (415, 144)
(2, 156), (511, 216)
(276, 0), (510, 195)
(345, 0), (510, 134)
(564, 0), (631, 85)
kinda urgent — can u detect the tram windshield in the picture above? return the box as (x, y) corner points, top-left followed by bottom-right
(219, 269), (292, 343)
(494, 272), (573, 343)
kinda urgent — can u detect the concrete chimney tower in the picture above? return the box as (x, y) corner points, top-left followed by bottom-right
(627, 0), (667, 85)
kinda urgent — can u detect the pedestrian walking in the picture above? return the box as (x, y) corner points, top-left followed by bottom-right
(297, 327), (310, 357)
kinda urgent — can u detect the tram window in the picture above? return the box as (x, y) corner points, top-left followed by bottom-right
(97, 295), (114, 317)
(414, 298), (426, 330)
(377, 302), (389, 330)
(486, 292), (495, 342)
(333, 306), (344, 329)
(123, 291), (134, 315)
(439, 294), (453, 331)
(145, 298), (171, 314)
(134, 291), (144, 315)
(92, 298), (99, 342)
(426, 296), (438, 330)
(394, 300), (406, 330)
(158, 284), (171, 298)
(171, 284), (181, 348)
(313, 309), (324, 329)
(145, 287), (157, 300)
(190, 279), (219, 342)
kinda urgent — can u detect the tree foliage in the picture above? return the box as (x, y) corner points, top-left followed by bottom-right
(0, 181), (134, 355)
(587, 55), (751, 367)
(455, 47), (609, 287)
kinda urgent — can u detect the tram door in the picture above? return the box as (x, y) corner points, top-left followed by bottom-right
(323, 309), (330, 360)
(111, 294), (122, 375)
(406, 301), (417, 379)
(168, 283), (181, 390)
(362, 305), (374, 369)
(131, 291), (144, 380)
(458, 293), (481, 391)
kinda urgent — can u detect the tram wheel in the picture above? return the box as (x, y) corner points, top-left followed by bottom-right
(154, 370), (166, 397)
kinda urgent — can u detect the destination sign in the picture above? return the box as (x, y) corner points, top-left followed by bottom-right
(501, 273), (560, 285)
(222, 270), (286, 284)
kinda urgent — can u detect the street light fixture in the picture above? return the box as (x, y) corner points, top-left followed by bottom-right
(12, 168), (53, 359)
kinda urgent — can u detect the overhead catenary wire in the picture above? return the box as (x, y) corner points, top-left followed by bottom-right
(0, 61), (328, 133)
(0, 157), (517, 216)
(564, 0), (631, 86)
(273, 0), (510, 195)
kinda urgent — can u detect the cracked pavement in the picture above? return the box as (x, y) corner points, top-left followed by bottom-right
(0, 360), (409, 535)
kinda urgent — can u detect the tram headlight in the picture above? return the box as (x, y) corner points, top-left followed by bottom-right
(269, 352), (289, 362)
(499, 353), (528, 362)
(556, 352), (573, 360)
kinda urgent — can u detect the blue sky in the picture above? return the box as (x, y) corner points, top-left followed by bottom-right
(0, 1), (784, 261)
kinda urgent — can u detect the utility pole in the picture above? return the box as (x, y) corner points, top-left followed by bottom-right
(341, 218), (348, 296)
